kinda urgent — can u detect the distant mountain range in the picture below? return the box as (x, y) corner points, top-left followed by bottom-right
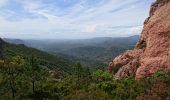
(1, 38), (73, 76)
(3, 38), (26, 45)
(3, 35), (139, 68)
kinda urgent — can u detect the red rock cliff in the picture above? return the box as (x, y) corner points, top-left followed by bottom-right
(108, 0), (170, 80)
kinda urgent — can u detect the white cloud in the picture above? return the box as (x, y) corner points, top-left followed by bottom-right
(127, 26), (143, 34)
(81, 24), (97, 33)
(0, 0), (154, 39)
(0, 0), (7, 7)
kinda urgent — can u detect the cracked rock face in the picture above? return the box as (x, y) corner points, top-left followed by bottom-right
(108, 0), (170, 80)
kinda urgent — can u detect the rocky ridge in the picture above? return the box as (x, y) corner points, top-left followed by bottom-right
(108, 0), (170, 80)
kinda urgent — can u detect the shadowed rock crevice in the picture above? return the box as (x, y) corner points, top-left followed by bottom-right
(136, 40), (147, 49)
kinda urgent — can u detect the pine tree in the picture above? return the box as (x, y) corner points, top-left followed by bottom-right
(0, 56), (25, 98)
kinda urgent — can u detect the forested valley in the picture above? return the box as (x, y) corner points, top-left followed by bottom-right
(0, 39), (169, 100)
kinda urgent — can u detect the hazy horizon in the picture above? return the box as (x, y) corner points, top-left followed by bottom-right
(0, 0), (154, 39)
(3, 35), (139, 40)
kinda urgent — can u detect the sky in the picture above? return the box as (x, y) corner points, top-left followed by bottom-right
(0, 0), (154, 39)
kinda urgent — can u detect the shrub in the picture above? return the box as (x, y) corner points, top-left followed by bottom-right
(92, 70), (112, 81)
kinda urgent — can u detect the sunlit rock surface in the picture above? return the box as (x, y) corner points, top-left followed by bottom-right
(108, 0), (170, 80)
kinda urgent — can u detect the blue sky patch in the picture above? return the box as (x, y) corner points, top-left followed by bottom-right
(0, 0), (154, 39)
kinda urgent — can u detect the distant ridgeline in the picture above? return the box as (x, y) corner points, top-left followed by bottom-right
(2, 35), (139, 68)
(0, 38), (73, 76)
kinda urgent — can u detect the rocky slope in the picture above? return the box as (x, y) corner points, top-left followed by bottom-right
(108, 0), (170, 80)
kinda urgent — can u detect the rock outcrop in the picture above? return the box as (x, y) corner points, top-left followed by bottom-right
(108, 0), (170, 80)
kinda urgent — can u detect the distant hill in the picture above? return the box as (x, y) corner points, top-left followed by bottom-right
(2, 40), (73, 75)
(4, 35), (139, 68)
(58, 35), (139, 65)
(3, 38), (26, 45)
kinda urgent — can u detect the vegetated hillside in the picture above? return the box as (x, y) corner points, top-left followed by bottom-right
(56, 35), (139, 65)
(7, 35), (139, 68)
(61, 45), (129, 65)
(0, 38), (4, 58)
(1, 53), (170, 99)
(0, 39), (170, 100)
(3, 41), (73, 74)
(1, 38), (170, 100)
